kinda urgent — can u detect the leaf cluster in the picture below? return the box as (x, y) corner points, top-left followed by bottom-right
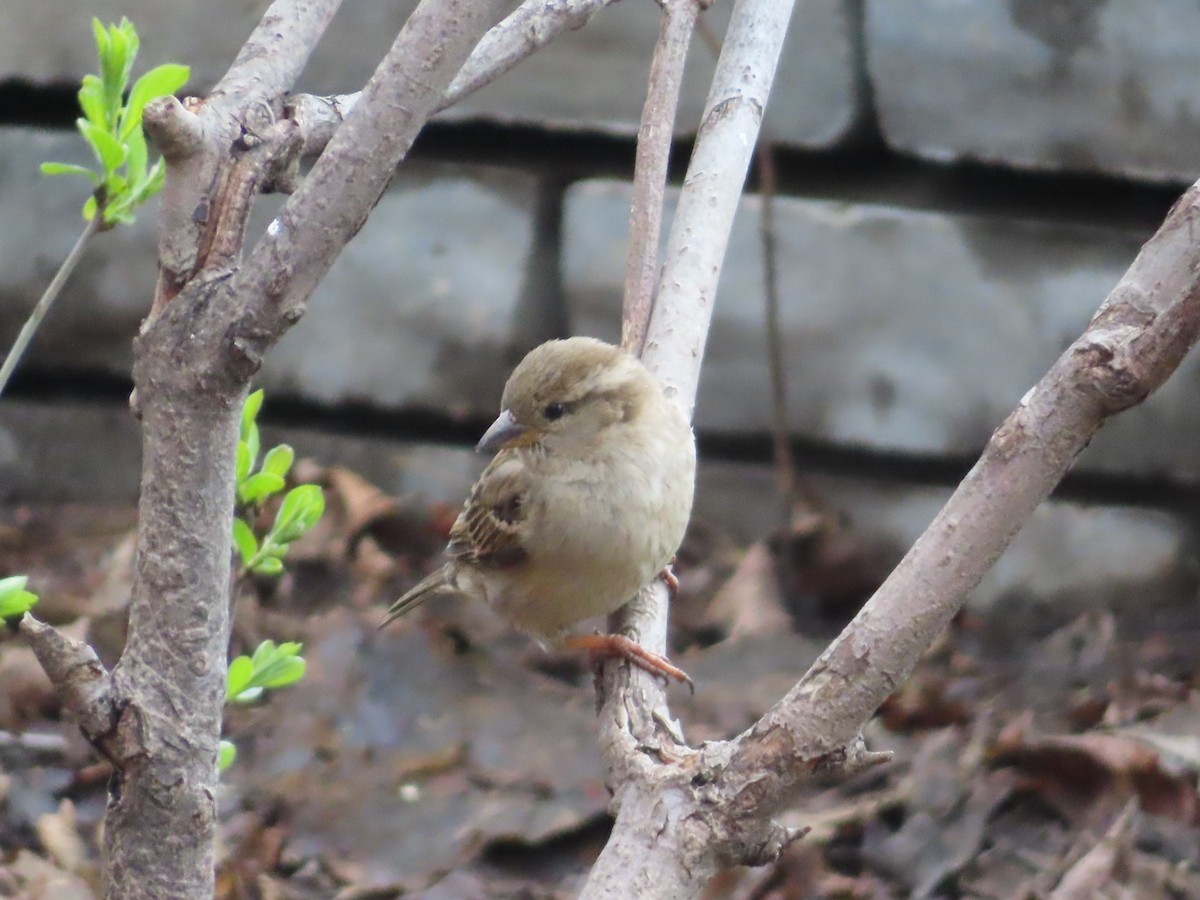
(220, 640), (307, 770)
(40, 17), (190, 227)
(232, 390), (326, 576)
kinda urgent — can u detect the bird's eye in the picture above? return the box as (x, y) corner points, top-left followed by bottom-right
(543, 402), (565, 421)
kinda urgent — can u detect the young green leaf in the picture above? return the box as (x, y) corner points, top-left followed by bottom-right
(251, 556), (284, 576)
(39, 162), (100, 182)
(238, 471), (286, 506)
(272, 485), (325, 543)
(0, 575), (39, 620)
(241, 389), (264, 438)
(78, 119), (126, 174)
(225, 654), (254, 701)
(235, 442), (253, 485)
(98, 23), (128, 116)
(261, 444), (294, 480)
(231, 517), (258, 566)
(217, 740), (237, 771)
(77, 74), (107, 129)
(125, 126), (148, 187)
(121, 64), (190, 138)
(260, 655), (305, 688)
(248, 641), (305, 689)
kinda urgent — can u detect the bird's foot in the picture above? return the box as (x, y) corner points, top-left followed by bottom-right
(658, 558), (679, 599)
(563, 633), (694, 692)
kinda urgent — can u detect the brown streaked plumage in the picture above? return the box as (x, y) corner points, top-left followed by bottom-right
(381, 336), (696, 684)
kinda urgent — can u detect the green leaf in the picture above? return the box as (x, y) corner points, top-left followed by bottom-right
(261, 445), (294, 480)
(272, 485), (325, 543)
(0, 575), (39, 620)
(238, 472), (285, 506)
(78, 119), (126, 174)
(252, 556), (284, 576)
(91, 18), (109, 60)
(40, 162), (99, 183)
(241, 389), (264, 438)
(121, 64), (189, 139)
(0, 575), (29, 596)
(217, 740), (237, 771)
(245, 426), (260, 477)
(82, 194), (98, 222)
(227, 641), (306, 700)
(235, 442), (252, 485)
(99, 27), (127, 115)
(248, 641), (305, 689)
(125, 125), (148, 187)
(117, 19), (139, 88)
(231, 517), (258, 566)
(260, 655), (305, 688)
(225, 655), (253, 701)
(77, 74), (107, 129)
(143, 159), (166, 196)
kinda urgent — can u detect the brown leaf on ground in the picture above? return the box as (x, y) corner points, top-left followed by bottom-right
(705, 541), (791, 639)
(991, 722), (1200, 827)
(34, 798), (88, 876)
(1047, 800), (1136, 900)
(6, 848), (96, 900)
(0, 644), (56, 730)
(224, 607), (608, 893)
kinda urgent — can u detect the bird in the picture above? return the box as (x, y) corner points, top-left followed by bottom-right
(380, 336), (696, 686)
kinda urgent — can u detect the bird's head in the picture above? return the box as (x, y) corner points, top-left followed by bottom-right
(477, 337), (655, 457)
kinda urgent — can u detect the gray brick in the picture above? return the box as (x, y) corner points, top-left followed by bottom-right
(0, 129), (538, 417)
(563, 180), (1199, 479)
(867, 0), (1200, 182)
(0, 0), (860, 148)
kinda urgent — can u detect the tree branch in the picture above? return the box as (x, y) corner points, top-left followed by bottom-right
(621, 0), (702, 357)
(224, 0), (512, 368)
(98, 2), (344, 897)
(144, 0), (342, 304)
(725, 181), (1200, 810)
(587, 0), (1200, 887)
(101, 5), (510, 894)
(584, 0), (798, 894)
(286, 0), (619, 158)
(19, 615), (120, 760)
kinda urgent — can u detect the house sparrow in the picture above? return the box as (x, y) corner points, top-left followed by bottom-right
(381, 336), (696, 685)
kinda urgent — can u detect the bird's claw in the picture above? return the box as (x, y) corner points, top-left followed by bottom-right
(563, 632), (694, 693)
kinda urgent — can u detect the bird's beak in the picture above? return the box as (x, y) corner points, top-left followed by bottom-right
(476, 409), (535, 453)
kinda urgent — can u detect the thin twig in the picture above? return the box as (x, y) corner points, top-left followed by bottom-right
(288, 0), (622, 158)
(756, 142), (797, 525)
(584, 0), (799, 893)
(0, 214), (101, 397)
(621, 0), (702, 356)
(443, 0), (620, 110)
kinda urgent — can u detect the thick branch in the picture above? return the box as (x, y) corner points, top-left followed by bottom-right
(725, 181), (1200, 807)
(226, 0), (511, 367)
(586, 0), (798, 894)
(101, 2), (344, 897)
(147, 0), (342, 292)
(19, 615), (119, 757)
(621, 0), (702, 357)
(287, 0), (618, 157)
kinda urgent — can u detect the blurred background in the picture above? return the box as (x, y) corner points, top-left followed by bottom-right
(3, 1), (1200, 897)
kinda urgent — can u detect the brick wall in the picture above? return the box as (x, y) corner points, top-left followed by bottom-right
(1, 0), (1197, 623)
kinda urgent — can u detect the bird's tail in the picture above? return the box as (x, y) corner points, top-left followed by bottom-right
(378, 566), (454, 629)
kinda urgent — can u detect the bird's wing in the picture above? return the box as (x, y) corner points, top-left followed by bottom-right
(446, 451), (531, 569)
